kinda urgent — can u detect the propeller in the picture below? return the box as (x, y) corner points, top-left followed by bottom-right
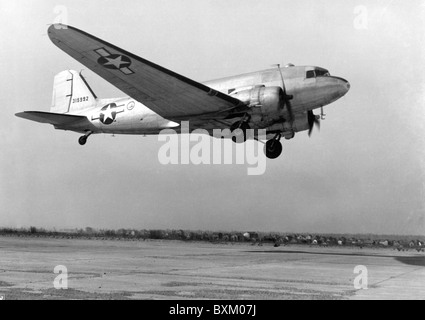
(275, 64), (294, 123)
(307, 110), (320, 136)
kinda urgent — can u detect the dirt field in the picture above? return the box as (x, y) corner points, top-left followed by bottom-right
(0, 236), (424, 300)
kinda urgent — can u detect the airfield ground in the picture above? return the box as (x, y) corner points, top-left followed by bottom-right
(0, 236), (424, 300)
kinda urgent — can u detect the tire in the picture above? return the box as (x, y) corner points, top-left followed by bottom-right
(264, 140), (283, 159)
(78, 136), (87, 146)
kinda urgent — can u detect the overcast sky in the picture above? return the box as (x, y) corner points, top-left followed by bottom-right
(0, 0), (424, 235)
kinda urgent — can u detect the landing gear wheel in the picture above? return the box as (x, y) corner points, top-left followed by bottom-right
(264, 139), (283, 159)
(231, 122), (250, 143)
(78, 136), (87, 146)
(78, 131), (93, 146)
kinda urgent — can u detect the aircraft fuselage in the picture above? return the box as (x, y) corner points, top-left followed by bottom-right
(65, 66), (349, 136)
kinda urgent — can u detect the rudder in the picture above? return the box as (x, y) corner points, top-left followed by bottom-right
(51, 70), (97, 114)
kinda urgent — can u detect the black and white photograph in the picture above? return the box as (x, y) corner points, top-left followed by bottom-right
(0, 0), (424, 303)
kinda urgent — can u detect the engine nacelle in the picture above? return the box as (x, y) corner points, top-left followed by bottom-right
(232, 86), (284, 121)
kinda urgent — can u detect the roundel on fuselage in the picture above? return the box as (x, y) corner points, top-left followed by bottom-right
(99, 103), (119, 125)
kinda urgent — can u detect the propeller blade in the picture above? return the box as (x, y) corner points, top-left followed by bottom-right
(276, 64), (294, 123)
(308, 110), (320, 137)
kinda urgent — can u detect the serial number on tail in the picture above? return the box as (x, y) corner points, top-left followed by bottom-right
(72, 96), (89, 103)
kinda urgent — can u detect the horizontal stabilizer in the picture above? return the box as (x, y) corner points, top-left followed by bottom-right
(15, 111), (88, 126)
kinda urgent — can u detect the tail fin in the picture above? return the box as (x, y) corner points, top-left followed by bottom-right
(51, 70), (97, 114)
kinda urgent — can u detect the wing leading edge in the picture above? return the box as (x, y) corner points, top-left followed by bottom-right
(47, 24), (246, 121)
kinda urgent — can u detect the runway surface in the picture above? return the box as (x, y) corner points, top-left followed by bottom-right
(0, 236), (424, 300)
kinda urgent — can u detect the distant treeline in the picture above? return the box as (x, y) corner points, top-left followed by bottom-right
(0, 227), (424, 250)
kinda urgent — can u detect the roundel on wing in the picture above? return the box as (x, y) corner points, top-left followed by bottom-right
(97, 54), (132, 70)
(99, 103), (119, 125)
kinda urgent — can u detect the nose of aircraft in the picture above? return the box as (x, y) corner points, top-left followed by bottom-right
(336, 77), (350, 96)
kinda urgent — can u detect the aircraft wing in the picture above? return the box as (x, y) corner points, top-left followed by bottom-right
(48, 24), (247, 122)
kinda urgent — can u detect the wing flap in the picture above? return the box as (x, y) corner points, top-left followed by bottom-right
(47, 24), (246, 121)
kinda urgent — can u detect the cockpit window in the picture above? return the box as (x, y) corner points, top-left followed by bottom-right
(306, 70), (315, 79)
(306, 69), (330, 79)
(315, 69), (330, 77)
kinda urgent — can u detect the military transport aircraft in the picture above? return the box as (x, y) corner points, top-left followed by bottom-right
(16, 24), (350, 159)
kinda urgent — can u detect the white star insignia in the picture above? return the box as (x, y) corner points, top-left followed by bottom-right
(104, 56), (130, 69)
(102, 105), (114, 122)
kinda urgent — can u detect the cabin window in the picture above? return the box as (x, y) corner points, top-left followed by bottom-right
(306, 70), (315, 79)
